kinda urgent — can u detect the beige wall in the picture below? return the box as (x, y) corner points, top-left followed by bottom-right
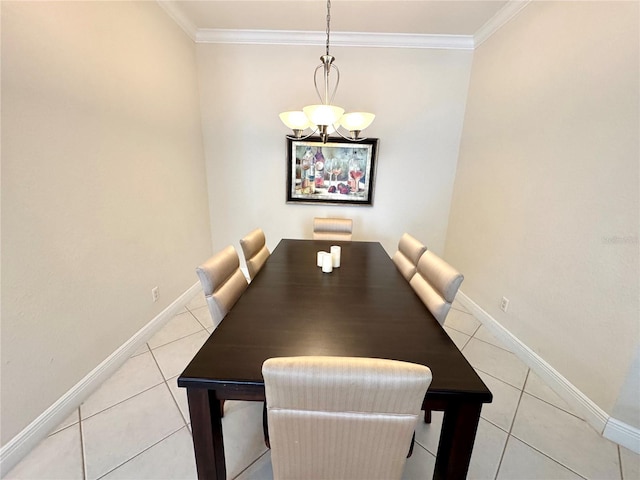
(196, 43), (473, 257)
(445, 1), (639, 420)
(611, 344), (640, 428)
(1, 1), (212, 444)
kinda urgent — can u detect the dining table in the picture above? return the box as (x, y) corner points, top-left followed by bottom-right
(178, 239), (492, 479)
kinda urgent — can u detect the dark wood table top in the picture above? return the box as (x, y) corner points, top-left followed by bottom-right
(179, 239), (491, 405)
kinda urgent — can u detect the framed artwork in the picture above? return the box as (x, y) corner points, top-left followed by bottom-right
(286, 137), (378, 206)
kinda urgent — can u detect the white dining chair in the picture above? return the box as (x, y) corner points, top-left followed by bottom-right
(240, 228), (270, 281)
(195, 246), (249, 418)
(262, 356), (432, 480)
(195, 245), (248, 329)
(391, 233), (427, 282)
(313, 217), (353, 241)
(409, 250), (464, 326)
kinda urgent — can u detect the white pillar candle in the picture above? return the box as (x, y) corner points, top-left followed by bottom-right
(317, 251), (328, 267)
(322, 252), (333, 273)
(331, 245), (341, 268)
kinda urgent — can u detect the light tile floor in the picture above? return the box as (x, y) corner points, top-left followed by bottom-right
(5, 295), (639, 479)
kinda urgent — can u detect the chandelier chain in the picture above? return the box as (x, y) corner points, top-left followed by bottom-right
(325, 0), (331, 56)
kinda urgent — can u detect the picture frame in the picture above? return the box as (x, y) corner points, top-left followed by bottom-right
(286, 136), (378, 206)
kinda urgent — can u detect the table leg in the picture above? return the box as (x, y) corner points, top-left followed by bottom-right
(187, 388), (226, 480)
(432, 402), (482, 480)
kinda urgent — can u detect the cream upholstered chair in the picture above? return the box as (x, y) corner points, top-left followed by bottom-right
(262, 356), (432, 480)
(409, 250), (464, 326)
(195, 245), (248, 329)
(196, 246), (249, 418)
(240, 228), (270, 280)
(410, 252), (463, 425)
(313, 217), (353, 241)
(391, 233), (427, 282)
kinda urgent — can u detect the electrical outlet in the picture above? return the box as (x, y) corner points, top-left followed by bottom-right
(152, 286), (159, 302)
(500, 297), (509, 312)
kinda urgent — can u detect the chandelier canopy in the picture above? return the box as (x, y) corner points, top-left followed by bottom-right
(279, 0), (375, 143)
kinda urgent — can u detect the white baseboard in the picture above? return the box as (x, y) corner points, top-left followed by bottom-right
(604, 417), (640, 454)
(456, 291), (612, 434)
(0, 282), (201, 476)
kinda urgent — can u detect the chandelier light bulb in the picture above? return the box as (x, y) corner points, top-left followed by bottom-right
(279, 111), (312, 130)
(303, 105), (345, 127)
(339, 112), (376, 132)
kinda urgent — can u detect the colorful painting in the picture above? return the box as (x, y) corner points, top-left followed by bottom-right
(286, 137), (378, 205)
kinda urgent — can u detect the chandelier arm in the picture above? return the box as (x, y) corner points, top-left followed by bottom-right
(329, 64), (340, 105)
(313, 62), (340, 105)
(332, 125), (368, 142)
(313, 64), (324, 104)
(286, 127), (319, 142)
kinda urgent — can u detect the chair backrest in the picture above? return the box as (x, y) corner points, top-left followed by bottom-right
(195, 246), (248, 328)
(312, 217), (353, 241)
(391, 233), (427, 282)
(240, 228), (270, 280)
(409, 250), (464, 325)
(263, 356), (432, 480)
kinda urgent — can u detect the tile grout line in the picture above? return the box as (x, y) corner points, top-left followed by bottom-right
(468, 318), (591, 480)
(130, 342), (152, 359)
(508, 435), (590, 479)
(149, 328), (209, 354)
(231, 449), (271, 480)
(617, 445), (624, 480)
(459, 334), (472, 351)
(519, 390), (587, 423)
(82, 381), (165, 422)
(493, 368), (530, 479)
(149, 326), (208, 352)
(409, 436), (437, 466)
(469, 332), (514, 354)
(163, 378), (190, 429)
(148, 346), (191, 428)
(87, 338), (189, 480)
(503, 372), (590, 480)
(185, 301), (208, 315)
(465, 308), (514, 479)
(79, 408), (87, 480)
(445, 323), (479, 339)
(472, 366), (525, 390)
(47, 418), (81, 438)
(470, 322), (481, 337)
(94, 426), (186, 480)
(463, 298), (609, 479)
(187, 307), (211, 331)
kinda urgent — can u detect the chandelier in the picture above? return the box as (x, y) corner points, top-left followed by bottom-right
(279, 0), (375, 143)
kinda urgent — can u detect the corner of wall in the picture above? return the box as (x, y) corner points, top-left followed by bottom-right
(0, 283), (201, 476)
(457, 290), (640, 454)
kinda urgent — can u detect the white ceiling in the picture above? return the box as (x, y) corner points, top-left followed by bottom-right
(167, 0), (510, 36)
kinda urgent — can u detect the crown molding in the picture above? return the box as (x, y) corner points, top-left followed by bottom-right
(474, 0), (531, 47)
(156, 0), (197, 41)
(195, 29), (474, 50)
(158, 0), (530, 51)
